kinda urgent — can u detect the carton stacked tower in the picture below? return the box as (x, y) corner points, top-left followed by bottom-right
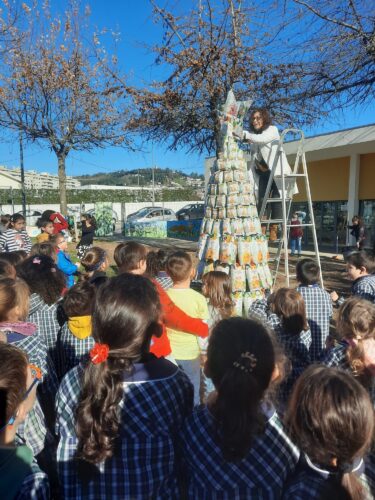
(197, 90), (273, 315)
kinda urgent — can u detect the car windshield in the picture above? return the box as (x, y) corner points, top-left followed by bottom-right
(134, 208), (151, 217)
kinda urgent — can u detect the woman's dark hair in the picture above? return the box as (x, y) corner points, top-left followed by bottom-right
(80, 247), (106, 277)
(202, 271), (234, 319)
(9, 213), (25, 225)
(30, 242), (56, 261)
(75, 274), (162, 465)
(272, 288), (309, 335)
(17, 254), (65, 305)
(0, 343), (28, 428)
(286, 365), (374, 500)
(63, 281), (96, 317)
(113, 242), (147, 273)
(0, 251), (27, 267)
(345, 250), (375, 274)
(296, 258), (320, 285)
(249, 108), (272, 133)
(146, 249), (170, 278)
(207, 317), (275, 461)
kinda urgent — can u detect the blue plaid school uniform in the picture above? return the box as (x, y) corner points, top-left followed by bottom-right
(323, 341), (375, 406)
(14, 460), (50, 500)
(249, 299), (312, 406)
(3, 329), (49, 457)
(179, 404), (299, 499)
(56, 356), (193, 499)
(322, 340), (349, 369)
(282, 454), (375, 499)
(155, 271), (173, 290)
(55, 322), (94, 380)
(352, 275), (375, 303)
(296, 285), (332, 361)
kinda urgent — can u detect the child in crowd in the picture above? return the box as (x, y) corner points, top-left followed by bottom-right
(146, 249), (173, 289)
(0, 278), (50, 460)
(296, 258), (333, 361)
(0, 214), (10, 233)
(80, 247), (109, 288)
(50, 232), (79, 288)
(30, 242), (57, 262)
(0, 258), (16, 279)
(283, 365), (374, 498)
(17, 255), (64, 416)
(76, 213), (96, 259)
(56, 281), (96, 380)
(56, 274), (193, 498)
(201, 270), (234, 400)
(331, 250), (375, 305)
(249, 288), (311, 408)
(0, 214), (31, 254)
(36, 218), (54, 243)
(180, 317), (299, 497)
(114, 242), (208, 360)
(0, 343), (49, 499)
(166, 251), (209, 404)
(290, 211), (306, 256)
(323, 297), (375, 402)
(42, 210), (69, 235)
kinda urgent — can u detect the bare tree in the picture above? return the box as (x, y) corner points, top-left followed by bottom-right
(131, 0), (317, 157)
(288, 0), (374, 107)
(0, 2), (132, 214)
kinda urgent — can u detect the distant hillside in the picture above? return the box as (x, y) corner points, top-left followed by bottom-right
(77, 168), (204, 187)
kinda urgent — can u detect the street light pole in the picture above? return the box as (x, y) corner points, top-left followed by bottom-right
(19, 131), (27, 217)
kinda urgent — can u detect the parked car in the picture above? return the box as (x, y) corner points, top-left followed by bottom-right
(15, 210), (42, 226)
(126, 206), (177, 225)
(176, 203), (204, 220)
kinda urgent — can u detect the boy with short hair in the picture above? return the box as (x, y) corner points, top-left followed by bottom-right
(331, 250), (375, 305)
(166, 251), (209, 404)
(296, 258), (332, 361)
(36, 219), (54, 243)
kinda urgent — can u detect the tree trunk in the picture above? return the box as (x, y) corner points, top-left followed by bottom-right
(57, 153), (67, 215)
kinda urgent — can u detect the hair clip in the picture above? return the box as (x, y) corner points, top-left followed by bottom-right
(89, 343), (109, 364)
(32, 257), (41, 264)
(51, 268), (56, 273)
(232, 351), (257, 374)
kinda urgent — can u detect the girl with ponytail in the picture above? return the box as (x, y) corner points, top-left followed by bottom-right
(179, 317), (299, 497)
(56, 273), (193, 498)
(283, 365), (374, 499)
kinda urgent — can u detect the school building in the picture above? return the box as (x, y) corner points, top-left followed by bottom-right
(284, 123), (375, 250)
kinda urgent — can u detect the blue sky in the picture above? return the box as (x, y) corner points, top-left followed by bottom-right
(1, 0), (374, 178)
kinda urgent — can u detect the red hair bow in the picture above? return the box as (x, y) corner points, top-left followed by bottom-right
(89, 343), (109, 364)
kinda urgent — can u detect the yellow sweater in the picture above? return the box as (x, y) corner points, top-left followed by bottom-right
(166, 288), (208, 360)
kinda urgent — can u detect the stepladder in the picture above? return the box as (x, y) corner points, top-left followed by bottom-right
(258, 128), (323, 288)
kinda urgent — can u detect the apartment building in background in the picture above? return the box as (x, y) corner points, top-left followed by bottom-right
(0, 166), (81, 190)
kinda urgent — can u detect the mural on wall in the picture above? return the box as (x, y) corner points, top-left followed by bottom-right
(124, 221), (168, 239)
(94, 202), (114, 237)
(167, 220), (201, 241)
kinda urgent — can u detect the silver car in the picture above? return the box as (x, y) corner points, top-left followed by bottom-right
(126, 206), (177, 224)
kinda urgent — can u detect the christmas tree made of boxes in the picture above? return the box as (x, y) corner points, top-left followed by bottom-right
(197, 90), (273, 315)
